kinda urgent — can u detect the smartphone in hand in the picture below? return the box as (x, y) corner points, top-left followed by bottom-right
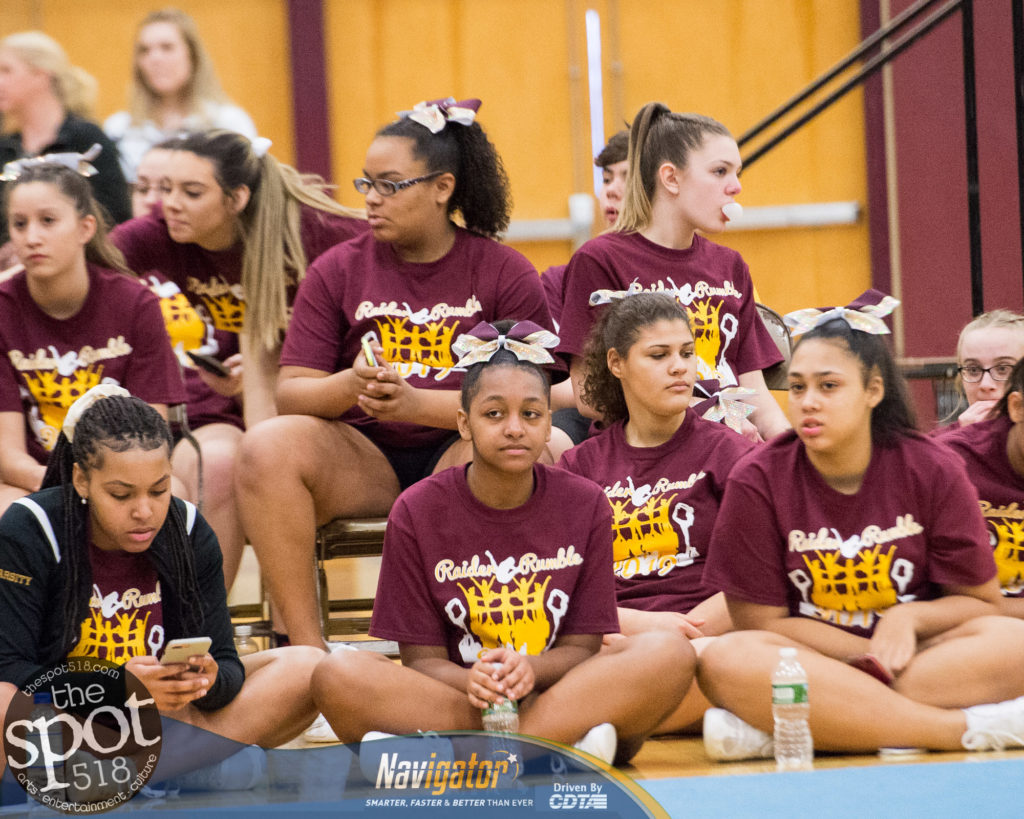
(161, 637), (212, 669)
(361, 337), (378, 367)
(186, 351), (231, 377)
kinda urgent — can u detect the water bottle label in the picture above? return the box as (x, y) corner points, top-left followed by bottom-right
(772, 682), (808, 704)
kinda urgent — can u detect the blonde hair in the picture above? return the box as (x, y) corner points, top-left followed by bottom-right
(174, 130), (364, 351)
(127, 8), (229, 127)
(956, 309), (1024, 363)
(616, 102), (731, 234)
(0, 32), (97, 130)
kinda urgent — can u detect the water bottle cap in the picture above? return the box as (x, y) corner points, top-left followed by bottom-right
(779, 646), (797, 658)
(235, 624), (253, 637)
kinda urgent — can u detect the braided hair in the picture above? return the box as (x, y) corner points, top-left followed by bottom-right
(42, 396), (204, 653)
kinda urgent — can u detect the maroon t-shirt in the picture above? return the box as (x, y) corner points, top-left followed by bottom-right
(558, 232), (781, 391)
(541, 264), (566, 330)
(0, 265), (185, 463)
(69, 544), (165, 663)
(111, 204), (368, 340)
(370, 463), (619, 666)
(703, 431), (996, 638)
(140, 272), (242, 430)
(280, 228), (554, 448)
(941, 415), (1024, 597)
(559, 411), (755, 613)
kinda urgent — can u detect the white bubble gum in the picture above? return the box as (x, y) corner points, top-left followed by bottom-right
(722, 202), (743, 224)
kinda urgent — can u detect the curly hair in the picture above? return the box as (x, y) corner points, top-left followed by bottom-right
(377, 115), (512, 239)
(581, 293), (692, 424)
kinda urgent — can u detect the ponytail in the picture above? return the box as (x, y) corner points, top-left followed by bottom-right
(615, 102), (732, 234)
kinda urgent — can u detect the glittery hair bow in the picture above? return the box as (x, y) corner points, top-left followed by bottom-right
(398, 97), (482, 134)
(250, 136), (273, 158)
(702, 386), (756, 433)
(452, 321), (559, 368)
(783, 289), (900, 337)
(0, 143), (102, 181)
(589, 279), (648, 307)
(62, 384), (131, 443)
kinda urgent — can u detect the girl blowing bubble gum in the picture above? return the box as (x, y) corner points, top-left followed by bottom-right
(557, 102), (789, 440)
(310, 321), (694, 765)
(697, 290), (1024, 760)
(558, 293), (755, 733)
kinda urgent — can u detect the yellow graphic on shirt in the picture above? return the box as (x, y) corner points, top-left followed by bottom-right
(456, 574), (552, 654)
(23, 365), (104, 450)
(377, 316), (457, 371)
(203, 294), (245, 334)
(69, 610), (151, 664)
(608, 493), (699, 579)
(989, 519), (1024, 592)
(687, 299), (723, 374)
(158, 290), (206, 352)
(803, 544), (898, 612)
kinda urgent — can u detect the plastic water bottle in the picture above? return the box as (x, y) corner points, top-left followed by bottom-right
(233, 624), (260, 657)
(772, 646), (812, 770)
(481, 699), (519, 733)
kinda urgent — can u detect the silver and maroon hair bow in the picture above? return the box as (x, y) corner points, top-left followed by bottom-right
(452, 321), (559, 368)
(783, 289), (900, 337)
(398, 97), (482, 134)
(589, 279), (648, 307)
(702, 386), (756, 433)
(62, 384), (131, 443)
(0, 143), (102, 181)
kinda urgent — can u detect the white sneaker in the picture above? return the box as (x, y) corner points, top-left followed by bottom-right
(573, 723), (617, 764)
(703, 707), (774, 761)
(303, 713), (340, 743)
(176, 745), (267, 792)
(963, 695), (1024, 750)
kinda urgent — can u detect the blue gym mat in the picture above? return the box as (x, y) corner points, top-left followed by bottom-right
(638, 757), (1024, 818)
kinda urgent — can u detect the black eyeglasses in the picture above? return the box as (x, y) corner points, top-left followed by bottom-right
(958, 363), (1015, 383)
(352, 172), (442, 197)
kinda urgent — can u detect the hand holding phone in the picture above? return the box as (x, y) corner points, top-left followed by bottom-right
(161, 636), (212, 669)
(187, 351), (231, 377)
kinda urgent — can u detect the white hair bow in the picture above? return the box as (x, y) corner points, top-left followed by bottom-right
(399, 97), (481, 134)
(702, 386), (756, 433)
(62, 384), (131, 443)
(1, 143), (102, 181)
(784, 294), (900, 337)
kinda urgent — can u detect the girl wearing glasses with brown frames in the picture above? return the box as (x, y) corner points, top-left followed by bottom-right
(234, 98), (558, 657)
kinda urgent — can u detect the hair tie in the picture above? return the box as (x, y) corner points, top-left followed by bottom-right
(250, 136), (273, 158)
(398, 97), (482, 134)
(62, 384), (131, 444)
(0, 143), (102, 182)
(452, 321), (558, 368)
(783, 289), (900, 337)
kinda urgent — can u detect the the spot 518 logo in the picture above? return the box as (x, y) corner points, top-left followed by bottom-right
(3, 658), (161, 814)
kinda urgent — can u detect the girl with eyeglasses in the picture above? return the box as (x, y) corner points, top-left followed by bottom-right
(947, 310), (1024, 429)
(557, 102), (789, 441)
(234, 98), (556, 651)
(110, 130), (367, 588)
(940, 358), (1024, 618)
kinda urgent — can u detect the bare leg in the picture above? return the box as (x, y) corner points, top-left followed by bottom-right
(697, 624), (1024, 752)
(314, 632), (694, 764)
(653, 636), (715, 734)
(236, 417), (399, 648)
(0, 682), (14, 777)
(173, 424), (246, 589)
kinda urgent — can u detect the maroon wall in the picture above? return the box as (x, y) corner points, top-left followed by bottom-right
(862, 0), (1021, 423)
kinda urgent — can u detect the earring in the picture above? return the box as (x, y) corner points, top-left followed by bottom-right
(80, 496), (87, 506)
